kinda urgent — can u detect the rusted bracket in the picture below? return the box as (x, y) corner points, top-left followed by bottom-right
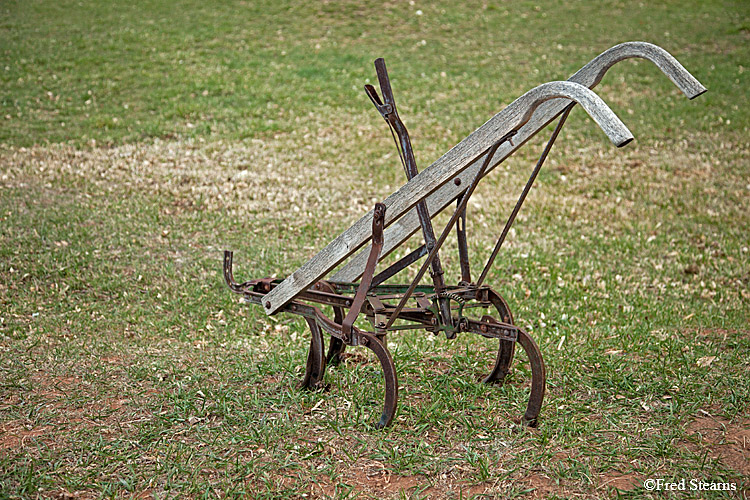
(342, 203), (386, 344)
(223, 250), (246, 293)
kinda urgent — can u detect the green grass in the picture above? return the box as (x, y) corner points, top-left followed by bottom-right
(2, 0), (748, 147)
(1, 0), (749, 498)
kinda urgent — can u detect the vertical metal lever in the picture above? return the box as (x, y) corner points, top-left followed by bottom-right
(365, 58), (453, 331)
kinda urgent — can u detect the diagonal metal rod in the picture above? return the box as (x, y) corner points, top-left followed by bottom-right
(455, 194), (471, 283)
(385, 134), (513, 330)
(367, 59), (452, 327)
(476, 103), (574, 288)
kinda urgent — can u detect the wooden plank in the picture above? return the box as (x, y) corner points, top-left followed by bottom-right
(332, 41), (706, 282)
(262, 81), (633, 314)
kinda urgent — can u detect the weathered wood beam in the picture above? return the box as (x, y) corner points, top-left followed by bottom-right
(331, 41), (706, 283)
(262, 81), (633, 314)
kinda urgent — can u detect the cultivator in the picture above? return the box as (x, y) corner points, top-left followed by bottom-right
(224, 42), (705, 428)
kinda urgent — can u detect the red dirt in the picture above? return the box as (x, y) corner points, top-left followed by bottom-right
(524, 472), (561, 498)
(682, 414), (749, 478)
(599, 471), (642, 492)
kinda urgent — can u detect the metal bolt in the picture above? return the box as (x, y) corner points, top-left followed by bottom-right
(265, 301), (271, 308)
(480, 323), (488, 333)
(454, 178), (461, 186)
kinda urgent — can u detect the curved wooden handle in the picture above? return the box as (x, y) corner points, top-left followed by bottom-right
(572, 41), (706, 99)
(500, 81), (633, 147)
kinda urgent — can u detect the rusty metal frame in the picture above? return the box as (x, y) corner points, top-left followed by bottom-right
(223, 42), (705, 429)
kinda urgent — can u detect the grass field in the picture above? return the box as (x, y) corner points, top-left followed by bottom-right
(1, 0), (749, 498)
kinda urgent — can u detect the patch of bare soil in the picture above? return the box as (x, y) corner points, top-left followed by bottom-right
(681, 414), (750, 478)
(337, 464), (493, 499)
(300, 457), (512, 499)
(518, 473), (554, 498)
(49, 490), (98, 500)
(598, 471), (642, 492)
(50, 489), (153, 500)
(0, 421), (54, 451)
(341, 462), (429, 498)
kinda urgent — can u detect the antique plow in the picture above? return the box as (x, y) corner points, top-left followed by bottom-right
(224, 42), (705, 428)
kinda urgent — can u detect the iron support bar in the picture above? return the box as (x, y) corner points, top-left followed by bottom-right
(456, 193), (471, 283)
(476, 103), (574, 288)
(342, 203), (386, 343)
(370, 244), (427, 288)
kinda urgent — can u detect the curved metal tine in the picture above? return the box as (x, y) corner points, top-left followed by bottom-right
(263, 81), (633, 315)
(482, 318), (545, 425)
(300, 317), (326, 390)
(308, 304), (398, 428)
(333, 41), (706, 283)
(481, 291), (516, 384)
(313, 281), (347, 366)
(517, 329), (546, 426)
(359, 332), (398, 429)
(484, 325), (515, 384)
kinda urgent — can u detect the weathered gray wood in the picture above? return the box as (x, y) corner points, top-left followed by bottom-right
(263, 81), (633, 314)
(332, 41), (706, 283)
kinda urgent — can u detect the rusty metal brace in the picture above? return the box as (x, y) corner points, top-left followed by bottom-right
(341, 203), (386, 344)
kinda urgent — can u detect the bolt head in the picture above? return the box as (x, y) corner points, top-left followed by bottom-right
(265, 301), (271, 308)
